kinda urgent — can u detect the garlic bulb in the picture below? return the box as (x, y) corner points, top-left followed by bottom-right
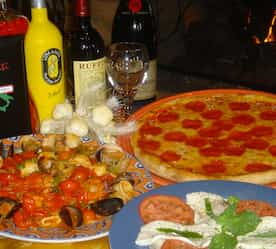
(92, 105), (114, 126)
(40, 119), (65, 134)
(52, 102), (73, 120)
(65, 116), (89, 137)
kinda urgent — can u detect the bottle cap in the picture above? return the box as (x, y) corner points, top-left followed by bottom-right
(31, 0), (47, 8)
(75, 0), (89, 17)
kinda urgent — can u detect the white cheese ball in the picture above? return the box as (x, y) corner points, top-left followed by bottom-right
(92, 105), (113, 126)
(52, 103), (73, 120)
(65, 116), (89, 137)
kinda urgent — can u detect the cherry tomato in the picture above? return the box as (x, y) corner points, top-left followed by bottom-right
(13, 209), (32, 229)
(22, 194), (37, 215)
(70, 166), (91, 182)
(59, 179), (80, 196)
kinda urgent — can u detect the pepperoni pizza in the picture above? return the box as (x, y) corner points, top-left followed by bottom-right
(130, 90), (276, 184)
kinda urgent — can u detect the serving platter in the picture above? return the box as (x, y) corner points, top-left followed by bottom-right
(109, 180), (276, 249)
(117, 88), (276, 186)
(0, 134), (153, 243)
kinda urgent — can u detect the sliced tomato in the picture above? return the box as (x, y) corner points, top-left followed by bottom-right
(138, 194), (194, 224)
(161, 239), (205, 249)
(236, 200), (276, 217)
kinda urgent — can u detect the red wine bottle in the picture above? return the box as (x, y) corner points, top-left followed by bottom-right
(112, 0), (158, 102)
(68, 0), (106, 108)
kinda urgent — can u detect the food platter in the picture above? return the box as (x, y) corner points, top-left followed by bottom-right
(109, 180), (276, 249)
(117, 89), (276, 186)
(0, 134), (153, 243)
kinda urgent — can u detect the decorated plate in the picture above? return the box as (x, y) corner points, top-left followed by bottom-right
(0, 134), (153, 243)
(109, 180), (276, 249)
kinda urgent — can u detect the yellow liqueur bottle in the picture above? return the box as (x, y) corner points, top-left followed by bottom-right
(24, 0), (65, 123)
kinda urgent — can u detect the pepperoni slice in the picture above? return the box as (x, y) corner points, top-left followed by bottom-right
(224, 145), (246, 156)
(201, 109), (223, 120)
(245, 163), (272, 173)
(260, 110), (276, 120)
(199, 146), (222, 157)
(157, 111), (179, 122)
(164, 131), (186, 142)
(228, 130), (251, 141)
(182, 119), (202, 129)
(244, 138), (269, 150)
(184, 101), (206, 112)
(140, 123), (163, 136)
(198, 126), (221, 138)
(160, 151), (181, 162)
(212, 119), (234, 131)
(236, 200), (276, 217)
(202, 160), (226, 175)
(186, 136), (208, 147)
(138, 138), (161, 151)
(161, 239), (205, 249)
(209, 138), (230, 148)
(229, 102), (250, 111)
(269, 145), (276, 156)
(231, 114), (255, 125)
(138, 195), (194, 224)
(250, 125), (273, 137)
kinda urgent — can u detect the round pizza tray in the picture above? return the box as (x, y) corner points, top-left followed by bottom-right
(117, 88), (276, 187)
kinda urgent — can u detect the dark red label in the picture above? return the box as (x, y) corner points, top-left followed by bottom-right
(75, 0), (89, 17)
(128, 0), (143, 13)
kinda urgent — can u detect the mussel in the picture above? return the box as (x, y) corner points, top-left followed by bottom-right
(0, 197), (21, 219)
(59, 205), (83, 228)
(89, 197), (124, 216)
(95, 144), (128, 175)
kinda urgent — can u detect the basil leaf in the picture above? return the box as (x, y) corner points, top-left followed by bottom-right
(217, 210), (261, 236)
(209, 232), (238, 249)
(157, 228), (203, 239)
(205, 198), (216, 219)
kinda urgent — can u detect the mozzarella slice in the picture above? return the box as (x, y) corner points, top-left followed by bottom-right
(186, 192), (228, 223)
(135, 220), (219, 248)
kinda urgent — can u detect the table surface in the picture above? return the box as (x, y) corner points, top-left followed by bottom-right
(0, 69), (274, 248)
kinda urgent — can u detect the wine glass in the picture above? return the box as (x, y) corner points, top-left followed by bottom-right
(106, 42), (149, 121)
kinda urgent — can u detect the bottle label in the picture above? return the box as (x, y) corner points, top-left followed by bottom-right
(134, 59), (157, 100)
(42, 48), (62, 84)
(73, 57), (106, 107)
(128, 0), (143, 13)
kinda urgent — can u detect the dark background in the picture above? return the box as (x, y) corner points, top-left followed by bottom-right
(9, 0), (276, 93)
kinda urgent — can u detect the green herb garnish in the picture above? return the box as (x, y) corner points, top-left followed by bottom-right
(205, 195), (262, 249)
(157, 228), (203, 239)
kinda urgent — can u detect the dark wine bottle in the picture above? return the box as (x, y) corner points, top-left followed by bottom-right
(68, 0), (106, 108)
(112, 0), (158, 102)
